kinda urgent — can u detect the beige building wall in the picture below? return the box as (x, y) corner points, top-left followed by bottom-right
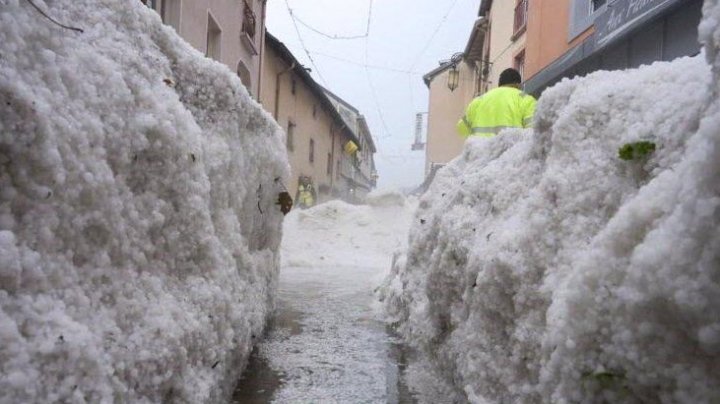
(260, 48), (336, 199)
(483, 0), (527, 90)
(424, 62), (477, 174)
(149, 0), (266, 98)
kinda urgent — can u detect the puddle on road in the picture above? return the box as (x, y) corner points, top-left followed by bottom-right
(232, 302), (302, 403)
(232, 307), (424, 403)
(385, 327), (417, 403)
(232, 346), (280, 404)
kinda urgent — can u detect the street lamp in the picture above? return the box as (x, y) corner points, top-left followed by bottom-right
(447, 52), (464, 92)
(447, 66), (459, 91)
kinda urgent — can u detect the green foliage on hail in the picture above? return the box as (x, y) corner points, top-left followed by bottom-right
(618, 141), (656, 161)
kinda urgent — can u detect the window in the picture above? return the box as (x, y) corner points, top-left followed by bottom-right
(513, 0), (528, 36)
(242, 0), (257, 39)
(313, 104), (317, 119)
(514, 50), (526, 79)
(291, 78), (297, 95)
(590, 0), (607, 13)
(336, 160), (341, 179)
(327, 153), (332, 175)
(309, 138), (315, 163)
(569, 0), (605, 40)
(287, 121), (295, 151)
(206, 13), (222, 60)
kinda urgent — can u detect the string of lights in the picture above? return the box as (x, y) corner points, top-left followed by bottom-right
(291, 0), (374, 40)
(364, 34), (394, 140)
(283, 0), (397, 153)
(407, 0), (461, 72)
(284, 0), (328, 86)
(308, 50), (421, 75)
(281, 0), (435, 159)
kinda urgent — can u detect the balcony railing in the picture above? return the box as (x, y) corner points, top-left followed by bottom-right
(513, 0), (528, 36)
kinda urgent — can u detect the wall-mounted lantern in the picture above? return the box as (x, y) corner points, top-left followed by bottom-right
(447, 52), (464, 92)
(447, 66), (459, 91)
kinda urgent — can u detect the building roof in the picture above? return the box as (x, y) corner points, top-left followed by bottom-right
(464, 17), (487, 63)
(265, 32), (361, 146)
(422, 60), (455, 87)
(479, 0), (492, 16)
(322, 86), (359, 114)
(321, 85), (377, 154)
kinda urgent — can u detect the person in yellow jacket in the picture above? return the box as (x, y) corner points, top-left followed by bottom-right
(457, 68), (537, 137)
(295, 176), (316, 209)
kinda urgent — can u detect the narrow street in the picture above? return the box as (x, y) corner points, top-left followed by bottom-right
(232, 196), (459, 403)
(4, 1), (717, 403)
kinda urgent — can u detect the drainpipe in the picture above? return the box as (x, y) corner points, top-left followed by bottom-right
(274, 61), (296, 120)
(257, 0), (267, 100)
(330, 122), (337, 190)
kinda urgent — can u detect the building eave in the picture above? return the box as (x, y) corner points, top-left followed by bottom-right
(320, 85), (359, 114)
(357, 115), (377, 153)
(422, 61), (455, 87)
(463, 18), (487, 63)
(265, 31), (361, 146)
(479, 0), (492, 16)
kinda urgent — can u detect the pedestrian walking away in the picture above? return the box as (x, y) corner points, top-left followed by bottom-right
(456, 68), (537, 138)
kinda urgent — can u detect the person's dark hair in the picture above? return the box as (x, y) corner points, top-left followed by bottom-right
(498, 68), (522, 86)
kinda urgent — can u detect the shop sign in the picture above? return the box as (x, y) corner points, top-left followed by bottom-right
(595, 0), (673, 43)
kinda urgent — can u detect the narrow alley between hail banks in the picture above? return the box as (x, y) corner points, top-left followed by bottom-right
(232, 193), (459, 403)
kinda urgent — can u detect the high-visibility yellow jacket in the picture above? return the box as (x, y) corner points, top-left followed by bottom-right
(297, 185), (314, 207)
(456, 86), (537, 138)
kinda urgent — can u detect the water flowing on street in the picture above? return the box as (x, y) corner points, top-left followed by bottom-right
(233, 196), (460, 403)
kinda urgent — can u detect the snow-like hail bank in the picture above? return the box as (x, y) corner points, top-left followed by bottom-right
(379, 2), (720, 403)
(0, 1), (289, 403)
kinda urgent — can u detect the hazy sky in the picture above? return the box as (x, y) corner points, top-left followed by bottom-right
(266, 0), (480, 190)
